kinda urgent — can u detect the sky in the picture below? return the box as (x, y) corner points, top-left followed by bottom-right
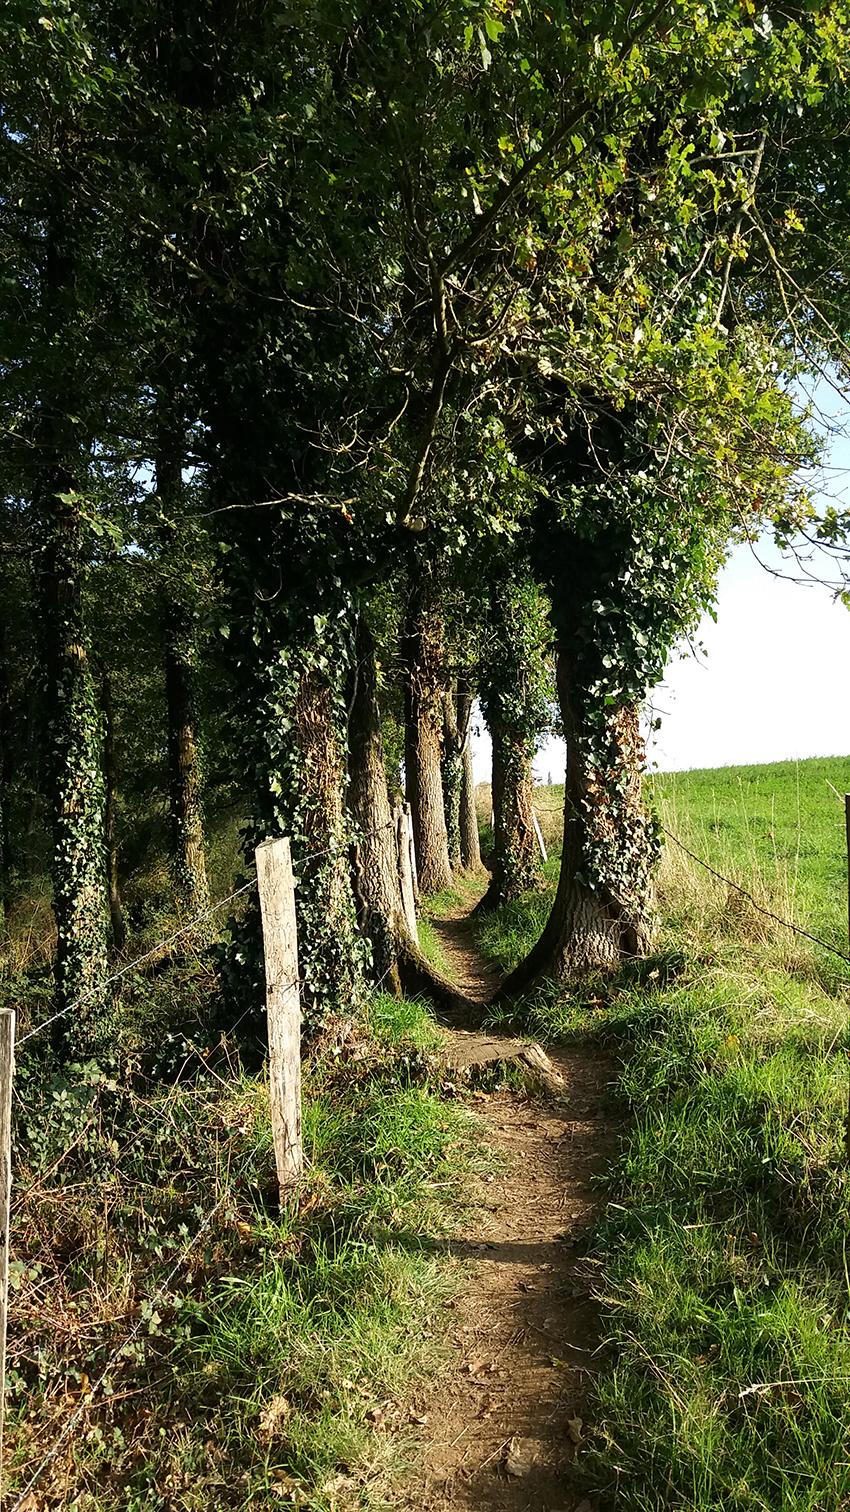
(471, 386), (850, 782)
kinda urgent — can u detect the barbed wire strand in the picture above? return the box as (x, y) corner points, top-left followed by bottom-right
(8, 946), (403, 1506)
(16, 880), (258, 1049)
(17, 819), (398, 1051)
(662, 826), (850, 967)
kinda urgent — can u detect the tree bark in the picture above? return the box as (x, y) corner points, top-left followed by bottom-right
(477, 711), (542, 909)
(403, 586), (453, 895)
(164, 615), (210, 915)
(30, 222), (110, 1056)
(457, 687), (481, 871)
(0, 605), (11, 940)
(348, 616), (409, 993)
(441, 686), (463, 872)
(292, 660), (365, 1012)
(156, 414), (210, 916)
(101, 669), (127, 951)
(41, 478), (110, 1055)
(501, 645), (655, 996)
(348, 615), (479, 1014)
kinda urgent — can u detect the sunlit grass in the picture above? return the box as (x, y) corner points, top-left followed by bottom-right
(476, 757), (850, 1511)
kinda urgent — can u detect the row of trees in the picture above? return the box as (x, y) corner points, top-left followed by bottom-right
(2, 0), (850, 1057)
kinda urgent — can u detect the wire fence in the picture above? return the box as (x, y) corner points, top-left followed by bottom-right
(5, 804), (845, 1504)
(17, 818), (398, 1051)
(8, 1143), (254, 1512)
(3, 817), (401, 1506)
(661, 825), (850, 968)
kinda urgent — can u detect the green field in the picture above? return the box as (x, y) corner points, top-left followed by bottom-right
(479, 755), (850, 1512)
(651, 757), (850, 969)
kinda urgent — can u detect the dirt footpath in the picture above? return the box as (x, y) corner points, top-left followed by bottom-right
(402, 902), (616, 1511)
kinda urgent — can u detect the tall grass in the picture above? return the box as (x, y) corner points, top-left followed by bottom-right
(6, 989), (487, 1510)
(477, 757), (850, 1511)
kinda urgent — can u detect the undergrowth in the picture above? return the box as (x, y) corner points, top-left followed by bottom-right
(476, 763), (850, 1511)
(6, 987), (484, 1510)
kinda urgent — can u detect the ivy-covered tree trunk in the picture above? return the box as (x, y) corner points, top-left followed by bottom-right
(403, 586), (453, 895)
(502, 645), (656, 994)
(40, 480), (110, 1055)
(243, 575), (367, 1023)
(164, 615), (210, 915)
(441, 685), (463, 872)
(101, 668), (127, 951)
(348, 613), (474, 1011)
(348, 616), (407, 992)
(0, 604), (11, 939)
(457, 686), (481, 871)
(156, 419), (210, 916)
(477, 573), (548, 909)
(478, 711), (541, 909)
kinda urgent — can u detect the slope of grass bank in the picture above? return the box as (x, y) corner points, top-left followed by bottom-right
(477, 760), (850, 1511)
(7, 990), (485, 1510)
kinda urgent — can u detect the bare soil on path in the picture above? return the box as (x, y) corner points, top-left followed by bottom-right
(401, 895), (617, 1512)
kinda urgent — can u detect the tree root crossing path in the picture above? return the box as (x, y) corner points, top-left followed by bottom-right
(403, 889), (616, 1512)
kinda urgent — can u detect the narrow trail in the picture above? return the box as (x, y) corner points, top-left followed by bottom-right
(403, 892), (616, 1512)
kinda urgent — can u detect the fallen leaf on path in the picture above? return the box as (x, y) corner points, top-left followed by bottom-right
(504, 1436), (539, 1477)
(566, 1415), (584, 1445)
(465, 1356), (494, 1378)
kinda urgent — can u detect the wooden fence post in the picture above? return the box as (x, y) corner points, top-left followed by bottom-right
(0, 1008), (15, 1484)
(845, 796), (850, 1162)
(405, 803), (419, 904)
(396, 802), (418, 941)
(255, 840), (303, 1202)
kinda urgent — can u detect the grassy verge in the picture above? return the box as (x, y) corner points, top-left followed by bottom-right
(6, 987), (485, 1510)
(476, 764), (850, 1511)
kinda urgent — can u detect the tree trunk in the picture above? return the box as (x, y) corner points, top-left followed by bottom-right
(477, 712), (542, 909)
(457, 688), (481, 871)
(156, 415), (210, 917)
(29, 222), (110, 1055)
(0, 606), (11, 940)
(501, 645), (655, 996)
(101, 669), (127, 951)
(164, 615), (210, 915)
(348, 616), (409, 992)
(290, 658), (366, 1014)
(348, 615), (478, 1014)
(441, 686), (463, 872)
(41, 480), (110, 1056)
(404, 587), (453, 895)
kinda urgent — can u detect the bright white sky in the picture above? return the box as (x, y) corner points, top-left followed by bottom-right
(472, 382), (850, 781)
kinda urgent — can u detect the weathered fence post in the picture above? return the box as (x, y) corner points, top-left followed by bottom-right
(532, 808), (548, 863)
(396, 802), (418, 941)
(255, 839), (303, 1202)
(845, 796), (850, 1161)
(405, 803), (419, 904)
(0, 1008), (15, 1483)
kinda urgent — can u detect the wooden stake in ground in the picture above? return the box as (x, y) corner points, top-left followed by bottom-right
(845, 795), (850, 1161)
(0, 1008), (15, 1493)
(406, 803), (419, 903)
(396, 802), (419, 941)
(532, 808), (548, 862)
(256, 839), (303, 1201)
